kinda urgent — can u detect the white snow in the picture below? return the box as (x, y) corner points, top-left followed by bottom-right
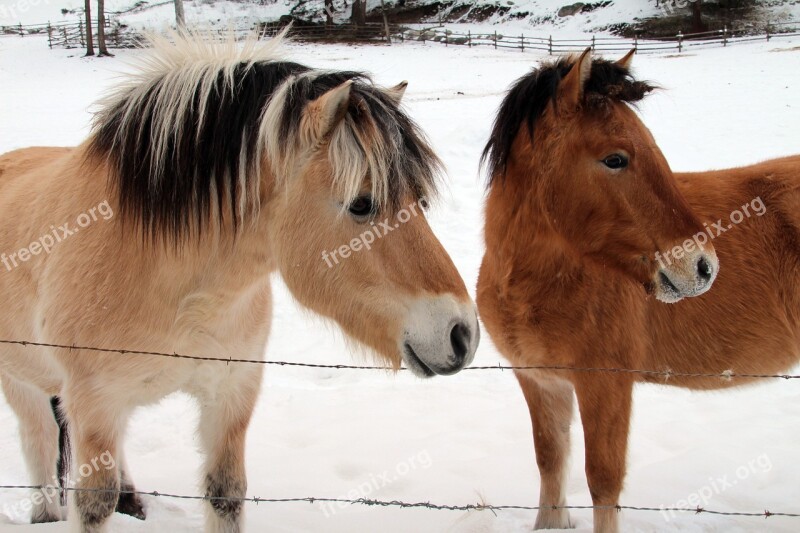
(3, 0), (799, 36)
(1, 33), (800, 532)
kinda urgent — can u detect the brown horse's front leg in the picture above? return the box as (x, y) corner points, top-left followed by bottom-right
(574, 373), (633, 533)
(516, 372), (576, 530)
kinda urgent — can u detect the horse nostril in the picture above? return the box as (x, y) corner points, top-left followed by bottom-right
(697, 255), (713, 282)
(449, 322), (470, 364)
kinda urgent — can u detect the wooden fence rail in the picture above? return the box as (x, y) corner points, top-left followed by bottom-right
(400, 20), (799, 54)
(1, 18), (798, 54)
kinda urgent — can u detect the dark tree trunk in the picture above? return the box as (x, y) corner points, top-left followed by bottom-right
(174, 0), (186, 29)
(84, 0), (94, 56)
(691, 0), (708, 33)
(97, 0), (113, 56)
(351, 0), (366, 26)
(325, 0), (334, 26)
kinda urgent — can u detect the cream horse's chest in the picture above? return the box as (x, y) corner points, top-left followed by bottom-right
(133, 279), (273, 404)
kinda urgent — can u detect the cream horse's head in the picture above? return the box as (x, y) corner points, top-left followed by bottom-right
(90, 33), (479, 376)
(263, 73), (479, 376)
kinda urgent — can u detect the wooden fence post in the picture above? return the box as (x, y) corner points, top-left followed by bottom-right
(445, 31), (448, 46)
(494, 30), (497, 49)
(548, 34), (552, 55)
(634, 33), (638, 52)
(766, 20), (770, 41)
(677, 31), (683, 53)
(591, 34), (595, 51)
(380, 0), (391, 44)
(47, 22), (53, 49)
(520, 33), (524, 52)
(468, 30), (471, 47)
(18, 23), (23, 37)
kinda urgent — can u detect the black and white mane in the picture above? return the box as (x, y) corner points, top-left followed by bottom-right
(87, 32), (441, 239)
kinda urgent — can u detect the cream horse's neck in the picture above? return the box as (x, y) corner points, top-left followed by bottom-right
(1, 144), (277, 391)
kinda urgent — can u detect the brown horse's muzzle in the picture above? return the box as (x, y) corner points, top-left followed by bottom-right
(653, 245), (718, 303)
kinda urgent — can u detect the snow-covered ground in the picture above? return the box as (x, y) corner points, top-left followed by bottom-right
(1, 33), (800, 532)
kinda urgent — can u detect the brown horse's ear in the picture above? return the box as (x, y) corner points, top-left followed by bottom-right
(559, 47), (593, 110)
(385, 81), (408, 106)
(616, 49), (635, 70)
(305, 79), (353, 141)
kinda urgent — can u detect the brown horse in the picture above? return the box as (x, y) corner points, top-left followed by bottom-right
(0, 32), (478, 531)
(477, 48), (800, 532)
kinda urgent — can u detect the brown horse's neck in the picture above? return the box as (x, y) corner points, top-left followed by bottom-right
(485, 160), (586, 292)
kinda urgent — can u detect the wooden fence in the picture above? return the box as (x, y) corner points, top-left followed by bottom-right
(399, 20), (800, 54)
(2, 18), (798, 54)
(0, 19), (137, 49)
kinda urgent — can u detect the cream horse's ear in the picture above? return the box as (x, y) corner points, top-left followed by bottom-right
(616, 49), (635, 70)
(559, 47), (592, 109)
(304, 79), (353, 141)
(385, 80), (409, 106)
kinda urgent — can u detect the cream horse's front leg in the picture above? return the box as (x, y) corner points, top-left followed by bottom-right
(0, 374), (63, 523)
(64, 378), (127, 533)
(197, 366), (263, 533)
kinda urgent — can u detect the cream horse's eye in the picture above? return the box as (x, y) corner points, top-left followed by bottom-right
(348, 195), (375, 219)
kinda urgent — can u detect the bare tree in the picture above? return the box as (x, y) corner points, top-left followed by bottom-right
(174, 0), (186, 29)
(324, 0), (334, 26)
(96, 0), (113, 56)
(350, 0), (366, 25)
(691, 0), (708, 32)
(84, 0), (94, 56)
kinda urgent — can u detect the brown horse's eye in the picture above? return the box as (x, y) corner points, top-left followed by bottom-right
(602, 154), (628, 170)
(348, 196), (375, 219)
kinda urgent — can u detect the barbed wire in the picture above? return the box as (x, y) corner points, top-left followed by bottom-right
(1, 338), (798, 381)
(1, 485), (799, 519)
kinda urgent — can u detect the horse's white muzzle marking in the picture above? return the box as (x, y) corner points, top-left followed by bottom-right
(401, 295), (479, 377)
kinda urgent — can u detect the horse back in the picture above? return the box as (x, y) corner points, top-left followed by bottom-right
(647, 155), (800, 387)
(0, 147), (74, 186)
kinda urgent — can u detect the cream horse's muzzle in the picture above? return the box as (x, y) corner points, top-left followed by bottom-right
(401, 295), (479, 377)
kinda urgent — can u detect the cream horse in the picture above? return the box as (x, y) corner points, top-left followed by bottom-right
(0, 33), (479, 532)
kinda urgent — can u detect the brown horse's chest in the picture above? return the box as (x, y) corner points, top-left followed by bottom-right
(479, 254), (646, 369)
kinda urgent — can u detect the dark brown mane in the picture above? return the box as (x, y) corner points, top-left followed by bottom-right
(481, 56), (656, 184)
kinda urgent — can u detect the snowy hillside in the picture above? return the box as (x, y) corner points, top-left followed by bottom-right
(1, 31), (800, 532)
(2, 0), (799, 34)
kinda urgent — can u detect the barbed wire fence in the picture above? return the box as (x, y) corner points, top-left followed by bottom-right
(1, 336), (800, 523)
(0, 338), (799, 380)
(1, 484), (800, 520)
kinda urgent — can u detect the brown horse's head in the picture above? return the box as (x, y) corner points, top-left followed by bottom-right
(482, 49), (717, 302)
